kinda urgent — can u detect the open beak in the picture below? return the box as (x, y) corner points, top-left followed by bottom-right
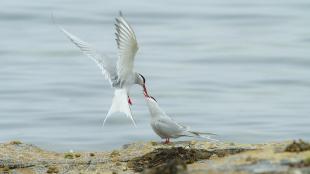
(143, 84), (149, 97)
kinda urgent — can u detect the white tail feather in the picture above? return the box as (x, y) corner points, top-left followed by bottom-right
(185, 131), (219, 142)
(103, 88), (136, 127)
(197, 134), (220, 142)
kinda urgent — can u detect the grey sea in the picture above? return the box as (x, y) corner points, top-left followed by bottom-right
(1, 0), (310, 151)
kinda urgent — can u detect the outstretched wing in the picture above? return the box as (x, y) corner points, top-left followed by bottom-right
(59, 26), (118, 85)
(115, 12), (139, 86)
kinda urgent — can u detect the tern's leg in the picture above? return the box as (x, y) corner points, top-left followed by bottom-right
(128, 95), (132, 105)
(163, 138), (170, 144)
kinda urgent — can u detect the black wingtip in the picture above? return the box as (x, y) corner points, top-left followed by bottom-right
(51, 12), (57, 26)
(119, 11), (123, 17)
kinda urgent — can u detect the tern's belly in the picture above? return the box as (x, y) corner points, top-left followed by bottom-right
(151, 124), (166, 139)
(151, 122), (180, 139)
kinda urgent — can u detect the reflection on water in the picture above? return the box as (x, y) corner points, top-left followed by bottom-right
(0, 0), (310, 151)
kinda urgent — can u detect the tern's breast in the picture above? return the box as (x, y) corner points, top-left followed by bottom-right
(150, 120), (165, 139)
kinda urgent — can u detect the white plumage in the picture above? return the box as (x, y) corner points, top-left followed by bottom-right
(56, 12), (148, 126)
(144, 95), (217, 143)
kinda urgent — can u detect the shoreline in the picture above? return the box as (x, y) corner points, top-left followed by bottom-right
(0, 140), (309, 174)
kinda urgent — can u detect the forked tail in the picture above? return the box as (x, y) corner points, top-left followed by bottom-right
(103, 88), (136, 127)
(186, 131), (219, 142)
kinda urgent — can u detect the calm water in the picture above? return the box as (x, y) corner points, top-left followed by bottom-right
(1, 0), (310, 151)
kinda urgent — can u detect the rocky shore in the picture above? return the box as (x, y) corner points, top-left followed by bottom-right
(0, 140), (309, 174)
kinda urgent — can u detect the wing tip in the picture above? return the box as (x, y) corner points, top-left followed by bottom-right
(119, 11), (123, 17)
(129, 114), (137, 127)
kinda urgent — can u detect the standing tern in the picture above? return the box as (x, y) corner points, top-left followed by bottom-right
(57, 12), (148, 126)
(144, 93), (217, 143)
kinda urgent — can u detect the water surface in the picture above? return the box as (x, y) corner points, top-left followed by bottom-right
(1, 0), (310, 151)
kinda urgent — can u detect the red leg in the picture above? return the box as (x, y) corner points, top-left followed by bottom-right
(128, 96), (132, 105)
(163, 138), (170, 144)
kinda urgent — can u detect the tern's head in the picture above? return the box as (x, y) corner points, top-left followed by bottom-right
(145, 95), (165, 116)
(137, 73), (149, 96)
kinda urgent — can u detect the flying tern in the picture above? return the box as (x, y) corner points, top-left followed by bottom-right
(144, 93), (217, 143)
(57, 12), (148, 126)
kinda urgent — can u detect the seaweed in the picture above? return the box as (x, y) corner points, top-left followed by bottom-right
(64, 152), (74, 159)
(284, 139), (310, 152)
(127, 146), (250, 173)
(46, 166), (59, 173)
(74, 153), (81, 158)
(143, 158), (187, 174)
(9, 140), (22, 145)
(0, 166), (10, 174)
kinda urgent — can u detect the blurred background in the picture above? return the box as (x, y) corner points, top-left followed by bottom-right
(0, 0), (310, 151)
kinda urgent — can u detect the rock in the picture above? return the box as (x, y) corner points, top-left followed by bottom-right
(0, 140), (309, 174)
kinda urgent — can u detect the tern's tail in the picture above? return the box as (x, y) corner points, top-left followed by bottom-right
(103, 88), (136, 127)
(186, 131), (219, 142)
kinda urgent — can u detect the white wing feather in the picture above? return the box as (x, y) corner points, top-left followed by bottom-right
(115, 12), (139, 86)
(154, 118), (185, 137)
(59, 26), (118, 85)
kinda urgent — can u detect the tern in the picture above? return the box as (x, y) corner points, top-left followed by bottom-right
(57, 12), (148, 126)
(144, 94), (217, 143)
